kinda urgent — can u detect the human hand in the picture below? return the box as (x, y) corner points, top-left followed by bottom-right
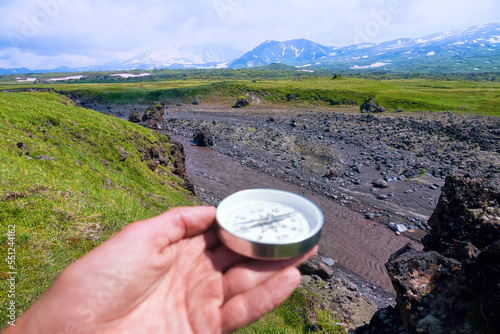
(6, 206), (317, 334)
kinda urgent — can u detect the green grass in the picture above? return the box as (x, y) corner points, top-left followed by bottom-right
(236, 290), (346, 334)
(2, 74), (499, 115)
(0, 91), (196, 328)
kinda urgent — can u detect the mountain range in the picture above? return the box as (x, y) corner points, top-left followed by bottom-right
(228, 23), (500, 72)
(2, 23), (499, 75)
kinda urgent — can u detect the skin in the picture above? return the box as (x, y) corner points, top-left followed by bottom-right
(4, 206), (317, 334)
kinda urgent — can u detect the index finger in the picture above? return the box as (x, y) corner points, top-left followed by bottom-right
(125, 206), (217, 248)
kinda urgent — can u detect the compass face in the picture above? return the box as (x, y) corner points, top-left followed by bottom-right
(224, 201), (309, 244)
(216, 189), (323, 259)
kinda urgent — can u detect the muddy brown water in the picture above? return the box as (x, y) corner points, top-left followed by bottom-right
(167, 133), (415, 291)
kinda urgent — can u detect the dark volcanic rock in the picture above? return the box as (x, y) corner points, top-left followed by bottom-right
(116, 146), (128, 161)
(170, 141), (187, 179)
(35, 155), (56, 161)
(468, 240), (500, 332)
(324, 169), (338, 179)
(386, 244), (468, 334)
(128, 111), (142, 123)
(232, 98), (249, 108)
(422, 175), (500, 254)
(141, 102), (164, 129)
(361, 176), (500, 334)
(193, 127), (214, 146)
(373, 179), (389, 188)
(16, 142), (29, 155)
(360, 96), (385, 113)
(299, 254), (334, 280)
(355, 306), (406, 334)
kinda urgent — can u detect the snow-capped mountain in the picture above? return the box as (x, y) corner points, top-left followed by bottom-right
(119, 45), (243, 70)
(2, 23), (498, 74)
(228, 23), (500, 72)
(228, 39), (336, 68)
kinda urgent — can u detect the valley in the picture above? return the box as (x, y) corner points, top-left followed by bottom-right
(1, 72), (499, 332)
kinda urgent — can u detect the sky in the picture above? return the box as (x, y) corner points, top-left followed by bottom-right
(0, 0), (499, 69)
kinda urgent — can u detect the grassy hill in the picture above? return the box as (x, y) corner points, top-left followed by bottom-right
(0, 91), (345, 333)
(0, 91), (197, 327)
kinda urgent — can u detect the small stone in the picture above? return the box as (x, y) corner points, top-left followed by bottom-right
(365, 213), (375, 219)
(35, 155), (56, 161)
(373, 179), (389, 188)
(16, 142), (30, 155)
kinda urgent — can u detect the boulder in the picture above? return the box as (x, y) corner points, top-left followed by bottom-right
(16, 142), (29, 155)
(361, 176), (499, 333)
(128, 111), (142, 123)
(324, 169), (338, 179)
(299, 254), (334, 280)
(422, 175), (500, 255)
(360, 96), (386, 113)
(141, 102), (164, 129)
(468, 240), (500, 332)
(360, 96), (377, 113)
(35, 155), (56, 161)
(373, 179), (389, 188)
(116, 146), (128, 161)
(193, 127), (214, 147)
(355, 306), (406, 334)
(233, 98), (249, 108)
(386, 244), (468, 334)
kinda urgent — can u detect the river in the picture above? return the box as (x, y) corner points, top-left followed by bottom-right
(167, 132), (415, 291)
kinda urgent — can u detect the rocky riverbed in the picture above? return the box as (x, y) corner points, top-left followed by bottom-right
(163, 104), (499, 228)
(92, 99), (499, 331)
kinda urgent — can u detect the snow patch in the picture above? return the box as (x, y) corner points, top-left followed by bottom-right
(350, 62), (390, 69)
(15, 77), (37, 82)
(110, 73), (150, 78)
(46, 75), (85, 81)
(216, 62), (229, 69)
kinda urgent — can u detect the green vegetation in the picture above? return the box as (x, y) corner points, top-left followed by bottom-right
(0, 91), (196, 328)
(2, 70), (499, 115)
(0, 90), (345, 333)
(236, 290), (346, 334)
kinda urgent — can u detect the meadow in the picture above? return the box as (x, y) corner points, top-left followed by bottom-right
(2, 69), (500, 115)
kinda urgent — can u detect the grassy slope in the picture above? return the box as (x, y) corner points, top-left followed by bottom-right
(0, 91), (196, 327)
(2, 75), (499, 115)
(0, 91), (341, 333)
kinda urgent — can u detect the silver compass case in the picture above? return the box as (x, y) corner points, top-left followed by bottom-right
(216, 189), (323, 260)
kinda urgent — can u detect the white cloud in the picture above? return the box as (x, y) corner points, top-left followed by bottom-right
(0, 0), (499, 69)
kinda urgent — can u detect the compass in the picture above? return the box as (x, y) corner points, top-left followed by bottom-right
(216, 189), (323, 260)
